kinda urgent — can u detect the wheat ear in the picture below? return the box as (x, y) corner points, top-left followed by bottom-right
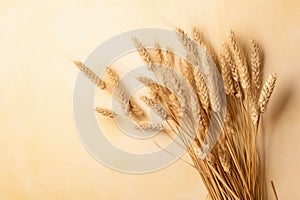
(175, 27), (197, 55)
(141, 96), (168, 119)
(95, 107), (115, 118)
(193, 69), (210, 112)
(219, 54), (235, 96)
(249, 40), (263, 96)
(154, 43), (164, 64)
(165, 48), (175, 68)
(74, 61), (106, 89)
(228, 31), (251, 94)
(179, 59), (196, 88)
(223, 43), (242, 98)
(217, 146), (231, 173)
(103, 67), (119, 93)
(129, 100), (145, 117)
(137, 122), (164, 132)
(259, 73), (277, 113)
(192, 27), (218, 65)
(132, 37), (154, 71)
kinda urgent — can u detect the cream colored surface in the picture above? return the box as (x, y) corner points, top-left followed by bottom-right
(0, 0), (300, 199)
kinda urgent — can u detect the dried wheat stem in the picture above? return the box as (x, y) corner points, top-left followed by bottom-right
(95, 107), (115, 118)
(74, 61), (106, 89)
(259, 73), (276, 113)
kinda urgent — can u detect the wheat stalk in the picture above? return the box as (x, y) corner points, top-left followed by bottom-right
(75, 27), (278, 200)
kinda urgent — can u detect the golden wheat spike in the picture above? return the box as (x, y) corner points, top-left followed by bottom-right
(103, 67), (119, 93)
(132, 37), (153, 65)
(154, 43), (164, 64)
(192, 27), (204, 45)
(217, 146), (231, 173)
(228, 31), (251, 94)
(259, 73), (277, 113)
(193, 70), (210, 112)
(249, 40), (263, 95)
(165, 48), (175, 68)
(129, 99), (146, 117)
(137, 121), (164, 132)
(220, 54), (235, 96)
(95, 107), (115, 118)
(74, 61), (106, 89)
(223, 43), (242, 98)
(192, 27), (219, 65)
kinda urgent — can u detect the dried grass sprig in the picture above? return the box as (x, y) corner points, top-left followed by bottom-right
(192, 27), (218, 65)
(137, 121), (164, 132)
(193, 69), (210, 112)
(165, 48), (175, 68)
(129, 100), (146, 117)
(228, 31), (251, 95)
(154, 43), (164, 64)
(95, 107), (115, 118)
(259, 73), (277, 113)
(249, 40), (263, 96)
(220, 54), (235, 96)
(141, 96), (168, 120)
(74, 61), (106, 89)
(103, 66), (119, 93)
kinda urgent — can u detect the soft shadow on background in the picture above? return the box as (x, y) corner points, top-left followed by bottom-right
(0, 0), (300, 199)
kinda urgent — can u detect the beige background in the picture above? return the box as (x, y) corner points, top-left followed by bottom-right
(1, 0), (300, 199)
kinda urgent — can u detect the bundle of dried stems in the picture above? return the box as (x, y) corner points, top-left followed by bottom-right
(74, 27), (277, 200)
